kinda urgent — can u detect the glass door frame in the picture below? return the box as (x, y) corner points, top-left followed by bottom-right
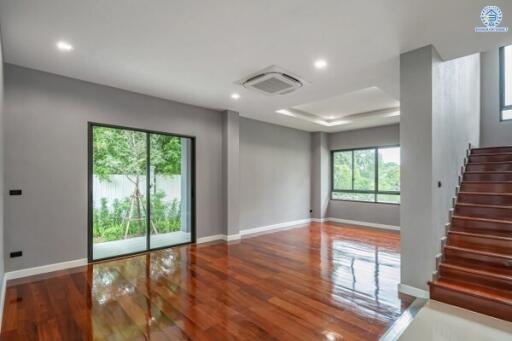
(87, 122), (196, 262)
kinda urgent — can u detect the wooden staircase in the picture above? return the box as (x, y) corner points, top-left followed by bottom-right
(429, 146), (512, 322)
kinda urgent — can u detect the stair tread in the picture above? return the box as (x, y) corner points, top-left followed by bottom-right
(467, 161), (512, 165)
(448, 230), (512, 241)
(469, 152), (512, 156)
(445, 245), (512, 259)
(462, 181), (512, 184)
(440, 262), (512, 281)
(450, 228), (512, 238)
(452, 215), (512, 224)
(459, 191), (512, 196)
(456, 202), (512, 209)
(464, 171), (512, 174)
(431, 279), (512, 303)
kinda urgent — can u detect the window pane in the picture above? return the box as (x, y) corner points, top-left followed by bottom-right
(333, 151), (352, 190)
(503, 109), (512, 120)
(354, 149), (375, 191)
(505, 45), (512, 106)
(378, 147), (400, 192)
(332, 192), (375, 202)
(377, 194), (400, 204)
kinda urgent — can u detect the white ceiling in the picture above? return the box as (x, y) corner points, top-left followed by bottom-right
(1, 0), (512, 132)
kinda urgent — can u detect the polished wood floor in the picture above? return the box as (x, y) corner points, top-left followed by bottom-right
(1, 223), (413, 340)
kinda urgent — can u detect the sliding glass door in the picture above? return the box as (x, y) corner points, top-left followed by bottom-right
(88, 123), (194, 261)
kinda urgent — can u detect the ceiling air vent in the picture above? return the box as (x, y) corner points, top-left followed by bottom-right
(239, 66), (305, 96)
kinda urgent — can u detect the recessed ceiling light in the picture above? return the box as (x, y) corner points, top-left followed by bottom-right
(231, 93), (240, 100)
(56, 41), (74, 52)
(314, 59), (327, 69)
(276, 109), (296, 117)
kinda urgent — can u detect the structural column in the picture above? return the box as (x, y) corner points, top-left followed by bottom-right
(222, 110), (240, 237)
(310, 132), (329, 220)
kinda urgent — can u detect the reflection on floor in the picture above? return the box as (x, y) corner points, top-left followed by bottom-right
(2, 222), (412, 340)
(399, 300), (512, 340)
(93, 231), (191, 259)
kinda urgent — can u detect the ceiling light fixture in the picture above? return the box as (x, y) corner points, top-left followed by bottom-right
(56, 41), (74, 52)
(314, 59), (327, 69)
(276, 109), (296, 117)
(231, 93), (240, 100)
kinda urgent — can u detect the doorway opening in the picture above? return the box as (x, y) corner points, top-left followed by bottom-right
(88, 123), (195, 261)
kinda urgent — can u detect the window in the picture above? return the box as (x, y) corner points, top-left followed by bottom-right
(332, 146), (400, 204)
(500, 45), (512, 120)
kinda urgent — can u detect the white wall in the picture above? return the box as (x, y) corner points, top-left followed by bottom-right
(480, 48), (512, 147)
(400, 46), (480, 291)
(239, 118), (311, 230)
(327, 124), (400, 226)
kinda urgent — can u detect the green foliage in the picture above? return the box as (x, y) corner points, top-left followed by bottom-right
(332, 147), (400, 203)
(93, 126), (182, 181)
(92, 126), (184, 243)
(93, 192), (181, 243)
(354, 149), (375, 190)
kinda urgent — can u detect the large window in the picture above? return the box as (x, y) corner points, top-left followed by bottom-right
(332, 146), (400, 204)
(500, 45), (512, 120)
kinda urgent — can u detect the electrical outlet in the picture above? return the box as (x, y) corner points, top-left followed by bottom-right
(10, 251), (22, 258)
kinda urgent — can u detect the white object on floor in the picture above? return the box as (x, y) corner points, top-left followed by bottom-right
(399, 300), (512, 341)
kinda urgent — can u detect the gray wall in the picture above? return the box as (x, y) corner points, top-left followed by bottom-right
(239, 117), (311, 230)
(400, 46), (480, 291)
(3, 65), (224, 271)
(431, 50), (480, 265)
(327, 124), (400, 226)
(310, 132), (329, 220)
(0, 29), (5, 292)
(480, 48), (512, 146)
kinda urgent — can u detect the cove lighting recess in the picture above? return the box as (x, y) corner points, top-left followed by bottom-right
(276, 109), (296, 117)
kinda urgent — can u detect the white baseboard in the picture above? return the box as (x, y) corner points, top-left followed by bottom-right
(327, 217), (400, 231)
(4, 258), (88, 281)
(240, 218), (311, 237)
(311, 218), (327, 223)
(196, 234), (225, 244)
(398, 283), (430, 299)
(226, 233), (242, 241)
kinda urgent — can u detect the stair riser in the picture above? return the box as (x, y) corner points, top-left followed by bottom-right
(469, 155), (512, 162)
(451, 218), (512, 233)
(466, 163), (512, 172)
(445, 248), (512, 271)
(460, 183), (512, 193)
(439, 265), (512, 291)
(472, 147), (512, 155)
(447, 234), (512, 254)
(429, 283), (512, 322)
(458, 193), (512, 205)
(454, 205), (512, 220)
(464, 173), (512, 181)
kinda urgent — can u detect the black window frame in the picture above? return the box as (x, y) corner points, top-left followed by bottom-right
(330, 145), (400, 205)
(500, 45), (512, 121)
